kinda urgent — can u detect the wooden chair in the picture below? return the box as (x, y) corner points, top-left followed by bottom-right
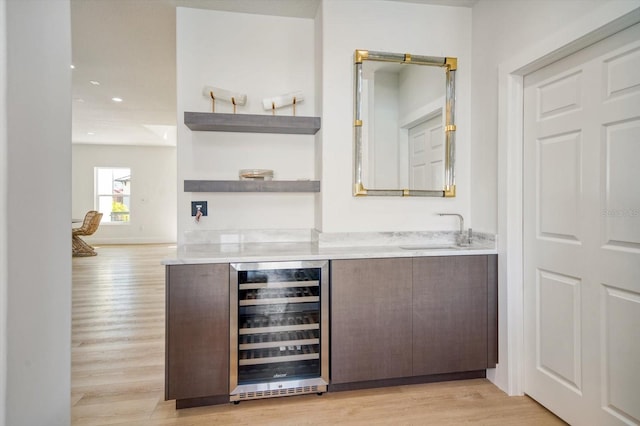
(72, 210), (103, 257)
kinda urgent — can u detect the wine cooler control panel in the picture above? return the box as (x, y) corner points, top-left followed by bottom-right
(229, 261), (329, 402)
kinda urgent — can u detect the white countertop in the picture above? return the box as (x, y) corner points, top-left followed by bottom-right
(162, 241), (497, 265)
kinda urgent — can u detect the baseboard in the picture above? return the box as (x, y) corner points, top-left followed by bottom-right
(328, 370), (486, 392)
(86, 237), (176, 245)
(175, 394), (229, 409)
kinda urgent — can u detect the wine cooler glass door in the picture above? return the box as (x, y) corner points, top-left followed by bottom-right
(230, 261), (329, 401)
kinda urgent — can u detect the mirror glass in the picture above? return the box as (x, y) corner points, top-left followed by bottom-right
(353, 50), (457, 197)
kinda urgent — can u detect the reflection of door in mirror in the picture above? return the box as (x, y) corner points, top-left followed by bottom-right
(363, 61), (446, 190)
(408, 113), (444, 190)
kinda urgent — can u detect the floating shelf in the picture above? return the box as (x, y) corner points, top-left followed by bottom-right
(184, 180), (320, 193)
(184, 112), (321, 135)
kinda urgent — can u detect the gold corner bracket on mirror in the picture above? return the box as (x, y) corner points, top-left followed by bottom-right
(445, 57), (457, 71)
(354, 182), (368, 196)
(353, 49), (457, 197)
(444, 185), (456, 197)
(355, 49), (369, 63)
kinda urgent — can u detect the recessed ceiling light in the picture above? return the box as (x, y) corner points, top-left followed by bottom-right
(111, 97), (123, 102)
(89, 80), (100, 86)
(87, 132), (95, 135)
(70, 64), (75, 69)
(74, 98), (85, 103)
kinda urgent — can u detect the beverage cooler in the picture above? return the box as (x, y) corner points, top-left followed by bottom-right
(229, 260), (329, 402)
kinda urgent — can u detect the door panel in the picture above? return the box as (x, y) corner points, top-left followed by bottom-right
(602, 286), (640, 422)
(536, 270), (582, 393)
(603, 46), (640, 97)
(537, 70), (582, 119)
(536, 131), (582, 242)
(409, 123), (428, 188)
(524, 22), (640, 426)
(428, 122), (444, 189)
(603, 119), (640, 247)
(409, 113), (443, 189)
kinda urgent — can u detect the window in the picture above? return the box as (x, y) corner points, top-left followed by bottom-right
(95, 167), (131, 223)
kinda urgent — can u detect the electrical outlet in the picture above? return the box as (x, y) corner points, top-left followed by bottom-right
(191, 201), (208, 216)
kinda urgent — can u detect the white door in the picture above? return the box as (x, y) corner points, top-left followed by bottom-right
(408, 113), (443, 189)
(524, 23), (640, 426)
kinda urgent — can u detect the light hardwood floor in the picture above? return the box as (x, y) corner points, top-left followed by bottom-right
(72, 244), (565, 425)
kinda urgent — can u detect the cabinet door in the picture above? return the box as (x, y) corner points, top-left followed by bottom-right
(331, 258), (413, 384)
(412, 256), (488, 376)
(165, 263), (229, 400)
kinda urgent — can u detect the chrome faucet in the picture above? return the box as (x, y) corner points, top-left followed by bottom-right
(438, 213), (472, 246)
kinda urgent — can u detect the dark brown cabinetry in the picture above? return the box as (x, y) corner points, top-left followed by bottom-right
(330, 258), (413, 384)
(330, 255), (498, 390)
(413, 255), (492, 375)
(164, 254), (498, 405)
(165, 263), (230, 407)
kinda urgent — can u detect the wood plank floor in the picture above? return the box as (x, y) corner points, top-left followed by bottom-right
(72, 244), (565, 425)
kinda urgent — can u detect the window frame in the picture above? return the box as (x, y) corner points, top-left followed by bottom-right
(94, 167), (131, 224)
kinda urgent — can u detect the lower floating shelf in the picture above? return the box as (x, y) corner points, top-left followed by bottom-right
(184, 180), (320, 193)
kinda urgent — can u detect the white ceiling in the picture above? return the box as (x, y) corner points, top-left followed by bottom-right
(71, 0), (475, 147)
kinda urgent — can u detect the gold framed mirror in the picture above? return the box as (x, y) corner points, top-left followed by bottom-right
(353, 49), (457, 197)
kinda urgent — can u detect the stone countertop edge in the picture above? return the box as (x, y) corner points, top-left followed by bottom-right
(161, 241), (497, 265)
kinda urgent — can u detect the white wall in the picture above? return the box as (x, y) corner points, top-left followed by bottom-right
(314, 4), (324, 231)
(72, 144), (177, 244)
(4, 1), (71, 424)
(176, 2), (473, 238)
(470, 0), (624, 233)
(0, 1), (7, 423)
(319, 0), (472, 233)
(176, 8), (317, 244)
